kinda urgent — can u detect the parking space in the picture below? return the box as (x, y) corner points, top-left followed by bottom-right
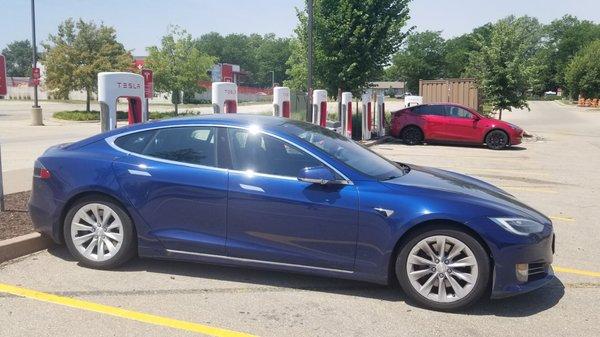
(1, 101), (600, 336)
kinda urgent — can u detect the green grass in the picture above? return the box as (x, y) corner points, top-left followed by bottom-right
(53, 110), (201, 121)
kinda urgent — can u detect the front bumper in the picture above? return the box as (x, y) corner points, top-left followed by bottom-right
(467, 217), (555, 298)
(510, 130), (524, 145)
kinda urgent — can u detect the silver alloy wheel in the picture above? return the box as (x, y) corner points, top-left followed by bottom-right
(406, 235), (478, 303)
(70, 203), (124, 262)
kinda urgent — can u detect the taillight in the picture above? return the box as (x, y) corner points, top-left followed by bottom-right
(33, 161), (51, 179)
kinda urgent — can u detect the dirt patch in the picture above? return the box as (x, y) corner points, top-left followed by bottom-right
(0, 191), (34, 241)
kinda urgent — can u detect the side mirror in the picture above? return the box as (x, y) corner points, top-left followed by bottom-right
(298, 166), (341, 185)
(472, 114), (481, 121)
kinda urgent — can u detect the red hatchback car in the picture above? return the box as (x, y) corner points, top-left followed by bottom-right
(390, 103), (524, 150)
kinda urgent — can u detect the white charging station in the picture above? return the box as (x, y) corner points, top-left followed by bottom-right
(312, 89), (328, 127)
(98, 72), (147, 132)
(361, 91), (372, 140)
(212, 82), (238, 114)
(375, 92), (385, 137)
(341, 92), (353, 138)
(273, 86), (291, 118)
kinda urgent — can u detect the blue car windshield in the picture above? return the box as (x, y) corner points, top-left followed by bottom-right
(281, 121), (408, 180)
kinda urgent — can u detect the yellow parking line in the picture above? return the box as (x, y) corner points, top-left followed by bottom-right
(0, 283), (256, 337)
(549, 216), (576, 222)
(554, 266), (600, 278)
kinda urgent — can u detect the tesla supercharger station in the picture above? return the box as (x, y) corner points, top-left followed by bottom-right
(312, 89), (328, 127)
(212, 82), (238, 114)
(98, 72), (147, 132)
(273, 86), (291, 118)
(375, 92), (385, 137)
(341, 92), (353, 138)
(361, 91), (373, 140)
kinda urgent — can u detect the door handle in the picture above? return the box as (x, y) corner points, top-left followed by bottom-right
(239, 184), (265, 193)
(374, 207), (394, 218)
(128, 169), (151, 177)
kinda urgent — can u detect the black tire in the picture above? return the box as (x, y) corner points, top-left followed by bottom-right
(64, 195), (136, 269)
(402, 126), (424, 145)
(485, 130), (509, 150)
(395, 228), (490, 311)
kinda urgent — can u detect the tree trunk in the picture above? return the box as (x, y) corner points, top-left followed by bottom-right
(174, 103), (179, 115)
(498, 109), (503, 120)
(86, 89), (91, 113)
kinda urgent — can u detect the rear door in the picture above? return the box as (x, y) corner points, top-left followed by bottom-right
(416, 105), (447, 139)
(111, 126), (229, 255)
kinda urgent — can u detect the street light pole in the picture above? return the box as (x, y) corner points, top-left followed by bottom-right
(306, 0), (314, 122)
(30, 0), (43, 125)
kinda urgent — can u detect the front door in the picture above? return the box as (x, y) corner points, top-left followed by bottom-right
(224, 127), (359, 271)
(443, 106), (480, 142)
(112, 126), (229, 255)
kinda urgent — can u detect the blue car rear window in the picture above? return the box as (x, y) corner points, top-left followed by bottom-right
(114, 130), (156, 153)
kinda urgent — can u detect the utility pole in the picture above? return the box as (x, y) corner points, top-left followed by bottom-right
(270, 70), (275, 87)
(31, 0), (43, 125)
(306, 0), (314, 122)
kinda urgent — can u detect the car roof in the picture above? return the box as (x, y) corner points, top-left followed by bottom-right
(67, 114), (304, 149)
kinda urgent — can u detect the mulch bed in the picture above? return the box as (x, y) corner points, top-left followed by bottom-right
(0, 191), (34, 241)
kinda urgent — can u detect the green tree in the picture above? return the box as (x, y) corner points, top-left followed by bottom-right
(253, 34), (292, 87)
(1, 40), (33, 77)
(467, 16), (541, 119)
(286, 0), (410, 99)
(195, 32), (292, 87)
(443, 24), (492, 78)
(530, 15), (600, 95)
(565, 40), (600, 99)
(145, 27), (215, 114)
(42, 19), (132, 112)
(386, 31), (446, 92)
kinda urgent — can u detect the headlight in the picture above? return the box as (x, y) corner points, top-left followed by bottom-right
(508, 123), (520, 131)
(490, 217), (545, 235)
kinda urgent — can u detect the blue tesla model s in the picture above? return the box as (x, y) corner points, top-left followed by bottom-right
(29, 114), (554, 310)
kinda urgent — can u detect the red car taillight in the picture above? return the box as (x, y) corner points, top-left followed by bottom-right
(33, 161), (51, 180)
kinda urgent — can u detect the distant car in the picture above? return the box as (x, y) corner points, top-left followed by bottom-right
(390, 103), (524, 150)
(395, 92), (412, 99)
(29, 115), (554, 311)
(544, 91), (557, 96)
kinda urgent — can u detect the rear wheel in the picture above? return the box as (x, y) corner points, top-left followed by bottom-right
(402, 126), (424, 145)
(64, 196), (136, 269)
(396, 228), (490, 311)
(485, 130), (509, 150)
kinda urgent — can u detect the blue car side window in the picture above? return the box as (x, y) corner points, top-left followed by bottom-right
(227, 128), (322, 177)
(141, 127), (218, 167)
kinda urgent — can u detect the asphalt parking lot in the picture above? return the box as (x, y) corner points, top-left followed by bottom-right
(1, 101), (599, 336)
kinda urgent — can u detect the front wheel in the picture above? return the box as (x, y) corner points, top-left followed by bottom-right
(396, 229), (490, 311)
(64, 196), (136, 269)
(485, 130), (509, 150)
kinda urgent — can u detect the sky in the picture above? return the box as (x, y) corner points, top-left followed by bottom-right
(1, 0), (600, 55)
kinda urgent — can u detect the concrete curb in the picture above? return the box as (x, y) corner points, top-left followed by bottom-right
(0, 232), (55, 263)
(361, 136), (394, 147)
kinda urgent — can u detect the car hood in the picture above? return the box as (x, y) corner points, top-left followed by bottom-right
(382, 164), (550, 224)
